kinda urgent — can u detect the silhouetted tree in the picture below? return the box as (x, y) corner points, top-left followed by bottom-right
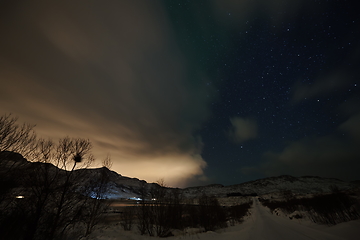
(0, 114), (37, 238)
(167, 188), (183, 230)
(121, 207), (134, 231)
(150, 179), (172, 237)
(0, 114), (36, 204)
(137, 181), (153, 235)
(0, 115), (113, 239)
(198, 194), (227, 231)
(18, 137), (94, 240)
(82, 157), (112, 237)
(0, 114), (36, 158)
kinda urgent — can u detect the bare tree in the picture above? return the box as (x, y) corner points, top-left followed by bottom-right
(198, 194), (227, 231)
(0, 114), (37, 238)
(47, 138), (94, 240)
(137, 181), (153, 236)
(136, 180), (185, 237)
(150, 179), (173, 237)
(0, 114), (36, 198)
(82, 156), (113, 237)
(18, 137), (95, 240)
(167, 188), (183, 230)
(120, 207), (134, 231)
(102, 154), (112, 169)
(0, 114), (36, 157)
(0, 115), (114, 239)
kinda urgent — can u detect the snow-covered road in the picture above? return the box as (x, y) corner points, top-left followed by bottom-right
(244, 198), (345, 240)
(192, 198), (356, 240)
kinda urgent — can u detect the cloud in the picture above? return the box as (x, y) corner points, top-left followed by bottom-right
(111, 154), (207, 188)
(251, 40), (360, 181)
(273, 38), (360, 180)
(339, 113), (360, 141)
(292, 69), (357, 102)
(211, 0), (316, 27)
(292, 42), (359, 103)
(241, 111), (360, 181)
(0, 0), (213, 187)
(229, 117), (257, 143)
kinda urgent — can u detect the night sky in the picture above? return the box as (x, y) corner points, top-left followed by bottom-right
(1, 0), (359, 187)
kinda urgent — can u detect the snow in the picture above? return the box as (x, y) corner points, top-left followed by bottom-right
(88, 197), (359, 240)
(75, 168), (358, 201)
(183, 175), (356, 198)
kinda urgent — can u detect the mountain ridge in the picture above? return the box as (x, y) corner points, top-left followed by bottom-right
(1, 151), (358, 199)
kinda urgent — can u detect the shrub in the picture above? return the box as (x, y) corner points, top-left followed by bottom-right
(198, 194), (227, 231)
(259, 192), (360, 225)
(228, 201), (252, 225)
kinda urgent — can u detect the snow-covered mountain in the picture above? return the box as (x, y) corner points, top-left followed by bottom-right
(74, 167), (159, 199)
(2, 152), (358, 200)
(76, 170), (358, 200)
(182, 175), (357, 198)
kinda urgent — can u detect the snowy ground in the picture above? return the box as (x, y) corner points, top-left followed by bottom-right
(88, 197), (359, 240)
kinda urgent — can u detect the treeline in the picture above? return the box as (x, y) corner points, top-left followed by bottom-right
(0, 114), (111, 239)
(259, 190), (360, 225)
(227, 192), (258, 197)
(119, 181), (252, 237)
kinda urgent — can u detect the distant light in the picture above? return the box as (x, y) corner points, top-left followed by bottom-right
(129, 197), (141, 201)
(16, 195), (24, 199)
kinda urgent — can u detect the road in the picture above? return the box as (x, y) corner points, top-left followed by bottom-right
(193, 198), (351, 240)
(244, 198), (347, 240)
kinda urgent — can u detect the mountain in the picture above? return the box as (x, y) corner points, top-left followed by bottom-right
(1, 152), (358, 200)
(75, 171), (357, 200)
(74, 167), (159, 199)
(182, 175), (357, 198)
